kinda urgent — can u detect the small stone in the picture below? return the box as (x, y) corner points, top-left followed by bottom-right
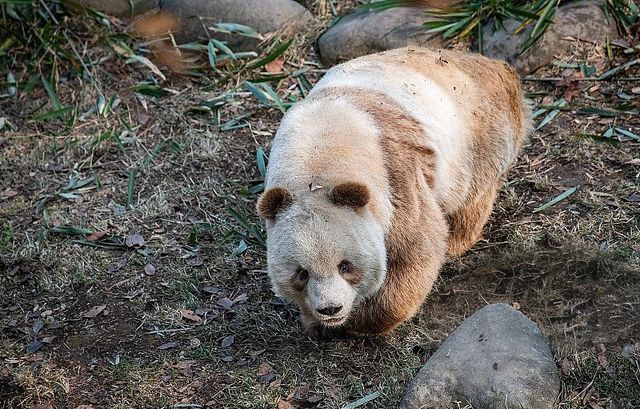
(161, 0), (313, 50)
(400, 303), (560, 409)
(317, 6), (445, 67)
(482, 1), (617, 75)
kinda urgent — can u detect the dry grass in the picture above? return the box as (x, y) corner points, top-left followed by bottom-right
(1, 2), (639, 409)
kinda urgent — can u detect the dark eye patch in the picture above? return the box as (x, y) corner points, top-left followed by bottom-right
(338, 260), (363, 285)
(291, 267), (309, 291)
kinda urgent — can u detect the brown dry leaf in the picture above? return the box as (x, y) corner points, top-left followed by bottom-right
(83, 305), (107, 318)
(265, 59), (285, 73)
(86, 231), (108, 242)
(179, 309), (203, 324)
(269, 379), (282, 389)
(512, 302), (521, 310)
(256, 362), (273, 377)
(27, 352), (44, 362)
(542, 95), (554, 105)
(158, 341), (179, 350)
(597, 354), (608, 368)
(561, 358), (574, 375)
(76, 405), (94, 409)
(294, 384), (309, 400)
(277, 400), (294, 409)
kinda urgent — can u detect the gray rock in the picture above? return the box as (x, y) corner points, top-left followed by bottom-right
(482, 1), (617, 74)
(401, 303), (559, 409)
(63, 0), (158, 17)
(160, 0), (313, 50)
(316, 7), (446, 67)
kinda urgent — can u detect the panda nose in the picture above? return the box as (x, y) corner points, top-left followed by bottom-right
(317, 305), (342, 317)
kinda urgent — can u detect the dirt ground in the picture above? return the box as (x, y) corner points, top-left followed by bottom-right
(1, 4), (639, 409)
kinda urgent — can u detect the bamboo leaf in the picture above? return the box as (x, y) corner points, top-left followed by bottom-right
(41, 76), (62, 110)
(533, 186), (578, 213)
(247, 39), (292, 69)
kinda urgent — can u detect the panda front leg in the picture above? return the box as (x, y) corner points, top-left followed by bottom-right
(346, 196), (449, 335)
(446, 181), (502, 257)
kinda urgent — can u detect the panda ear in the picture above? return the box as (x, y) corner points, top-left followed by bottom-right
(257, 187), (294, 220)
(329, 182), (370, 209)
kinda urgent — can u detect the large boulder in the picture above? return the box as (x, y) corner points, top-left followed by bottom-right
(401, 303), (560, 409)
(482, 0), (618, 74)
(63, 0), (158, 17)
(161, 0), (313, 50)
(316, 6), (446, 67)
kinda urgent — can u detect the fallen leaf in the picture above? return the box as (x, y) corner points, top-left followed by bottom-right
(32, 320), (44, 334)
(221, 335), (235, 348)
(265, 59), (285, 73)
(256, 362), (273, 377)
(194, 307), (210, 316)
(86, 231), (107, 242)
(561, 358), (574, 375)
(202, 286), (219, 294)
(26, 340), (43, 354)
(217, 298), (233, 310)
(137, 113), (151, 125)
(277, 400), (294, 409)
(597, 354), (608, 368)
(232, 292), (247, 304)
(258, 373), (276, 383)
(179, 309), (203, 324)
(41, 336), (55, 343)
(269, 379), (282, 388)
(125, 234), (145, 248)
(307, 395), (323, 404)
(294, 384), (309, 400)
(221, 355), (233, 362)
(27, 352), (44, 362)
(144, 264), (156, 275)
(623, 194), (640, 202)
(512, 302), (521, 311)
(158, 341), (179, 350)
(542, 95), (554, 105)
(76, 405), (94, 409)
(83, 305), (107, 318)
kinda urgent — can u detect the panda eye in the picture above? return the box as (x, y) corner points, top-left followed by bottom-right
(338, 260), (352, 274)
(297, 267), (309, 282)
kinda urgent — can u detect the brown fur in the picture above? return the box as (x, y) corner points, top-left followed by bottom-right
(329, 182), (371, 208)
(256, 187), (294, 220)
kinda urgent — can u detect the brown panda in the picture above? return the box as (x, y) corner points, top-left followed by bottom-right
(256, 47), (531, 336)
